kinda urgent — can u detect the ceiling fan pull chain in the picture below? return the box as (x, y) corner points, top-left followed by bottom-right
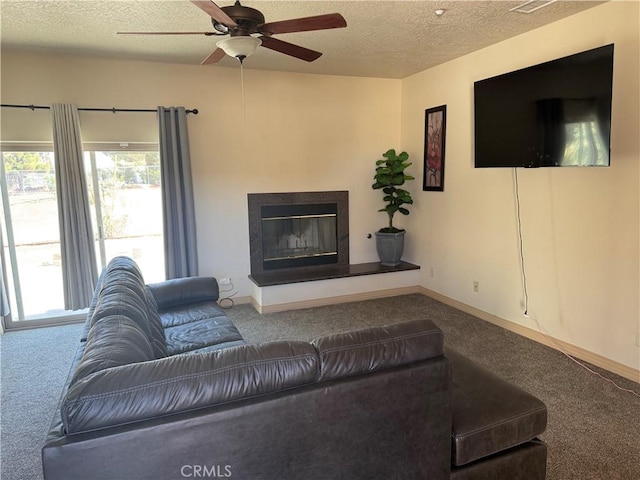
(240, 61), (247, 125)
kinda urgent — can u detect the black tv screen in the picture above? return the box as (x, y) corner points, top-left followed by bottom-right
(474, 44), (614, 168)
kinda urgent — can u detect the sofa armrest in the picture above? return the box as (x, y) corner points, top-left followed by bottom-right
(147, 276), (219, 310)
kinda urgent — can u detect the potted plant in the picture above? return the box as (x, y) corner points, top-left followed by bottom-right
(372, 149), (414, 266)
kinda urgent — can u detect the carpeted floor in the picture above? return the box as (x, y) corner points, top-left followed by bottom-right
(1, 321), (83, 480)
(1, 294), (638, 479)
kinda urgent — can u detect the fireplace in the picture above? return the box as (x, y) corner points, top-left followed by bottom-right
(248, 191), (349, 276)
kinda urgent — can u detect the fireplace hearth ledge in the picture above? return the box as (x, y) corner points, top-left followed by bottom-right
(249, 261), (420, 287)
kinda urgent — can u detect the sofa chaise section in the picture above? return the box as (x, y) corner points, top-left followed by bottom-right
(447, 348), (548, 479)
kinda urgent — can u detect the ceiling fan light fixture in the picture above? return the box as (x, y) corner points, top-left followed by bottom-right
(217, 36), (262, 62)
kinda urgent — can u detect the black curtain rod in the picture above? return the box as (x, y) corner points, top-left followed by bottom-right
(0, 104), (198, 115)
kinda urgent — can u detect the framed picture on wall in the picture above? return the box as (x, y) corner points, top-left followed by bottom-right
(423, 105), (447, 192)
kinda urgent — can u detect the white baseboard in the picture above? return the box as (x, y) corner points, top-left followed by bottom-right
(251, 286), (420, 314)
(418, 287), (640, 384)
(244, 283), (638, 383)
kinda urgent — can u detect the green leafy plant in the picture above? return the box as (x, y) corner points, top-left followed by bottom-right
(372, 149), (415, 233)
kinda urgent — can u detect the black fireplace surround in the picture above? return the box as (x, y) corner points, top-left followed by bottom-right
(248, 191), (349, 277)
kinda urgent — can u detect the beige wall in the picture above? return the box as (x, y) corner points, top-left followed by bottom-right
(401, 1), (639, 370)
(0, 50), (401, 299)
(2, 0), (638, 371)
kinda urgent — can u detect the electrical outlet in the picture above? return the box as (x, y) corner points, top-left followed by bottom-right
(473, 281), (479, 293)
(636, 331), (640, 347)
(219, 277), (231, 285)
(430, 267), (435, 278)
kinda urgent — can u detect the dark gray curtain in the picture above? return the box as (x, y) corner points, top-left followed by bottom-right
(157, 106), (198, 279)
(51, 104), (99, 310)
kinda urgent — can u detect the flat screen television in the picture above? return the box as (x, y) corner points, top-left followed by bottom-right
(474, 44), (614, 168)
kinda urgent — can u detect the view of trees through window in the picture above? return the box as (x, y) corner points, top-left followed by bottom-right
(562, 121), (608, 166)
(1, 147), (164, 323)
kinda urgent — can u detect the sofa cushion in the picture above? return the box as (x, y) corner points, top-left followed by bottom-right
(311, 319), (444, 382)
(164, 314), (244, 355)
(447, 348), (547, 466)
(61, 341), (318, 434)
(157, 302), (228, 328)
(144, 287), (169, 358)
(81, 268), (106, 342)
(105, 255), (145, 278)
(146, 307), (170, 358)
(180, 339), (247, 354)
(70, 315), (155, 385)
(81, 257), (146, 343)
(91, 283), (153, 341)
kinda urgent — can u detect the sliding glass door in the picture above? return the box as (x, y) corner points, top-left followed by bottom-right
(0, 144), (163, 329)
(84, 147), (164, 284)
(0, 149), (69, 324)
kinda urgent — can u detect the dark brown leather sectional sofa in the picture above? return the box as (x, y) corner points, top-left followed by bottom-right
(42, 256), (547, 479)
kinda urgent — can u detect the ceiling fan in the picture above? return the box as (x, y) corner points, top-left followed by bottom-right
(118, 0), (347, 64)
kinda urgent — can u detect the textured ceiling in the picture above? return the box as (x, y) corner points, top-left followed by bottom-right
(0, 0), (605, 79)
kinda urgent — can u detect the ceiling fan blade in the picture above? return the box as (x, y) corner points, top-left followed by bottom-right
(117, 32), (217, 36)
(261, 13), (346, 35)
(190, 0), (238, 27)
(201, 48), (226, 65)
(258, 36), (322, 62)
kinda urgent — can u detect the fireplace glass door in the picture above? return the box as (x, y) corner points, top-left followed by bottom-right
(261, 204), (338, 270)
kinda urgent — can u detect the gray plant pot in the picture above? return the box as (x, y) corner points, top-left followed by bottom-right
(375, 230), (405, 266)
